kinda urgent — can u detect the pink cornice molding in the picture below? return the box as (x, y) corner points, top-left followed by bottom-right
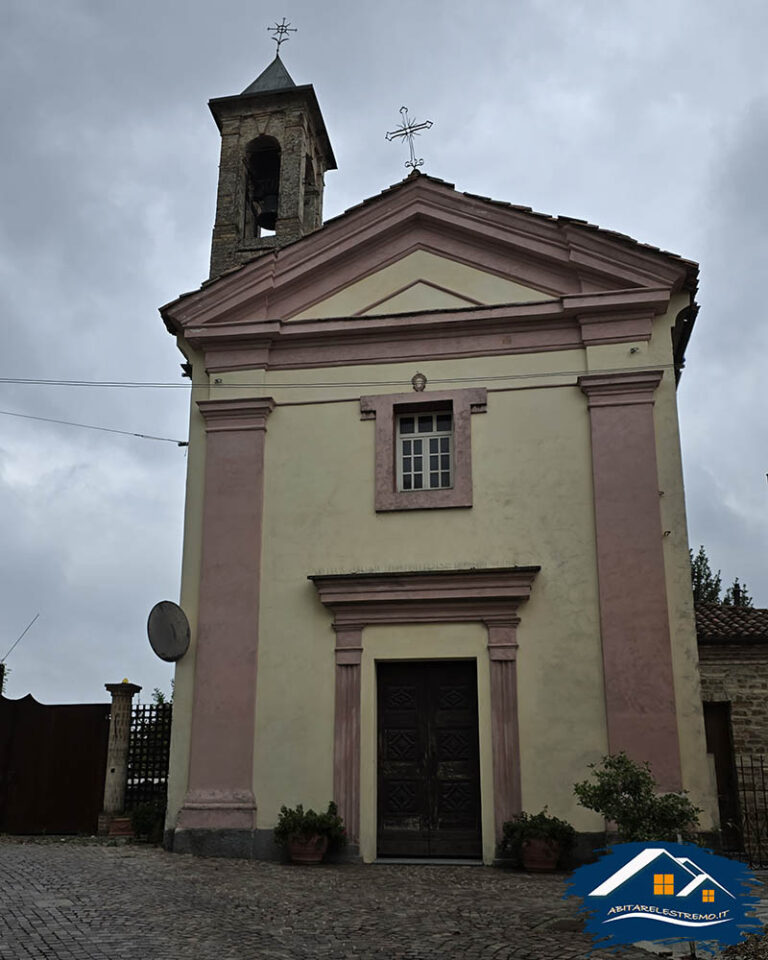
(196, 397), (276, 431)
(310, 567), (540, 625)
(578, 370), (664, 407)
(174, 289), (671, 375)
(161, 176), (693, 336)
(577, 310), (654, 346)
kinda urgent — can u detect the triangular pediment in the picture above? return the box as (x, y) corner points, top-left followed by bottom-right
(296, 250), (550, 321)
(162, 173), (696, 333)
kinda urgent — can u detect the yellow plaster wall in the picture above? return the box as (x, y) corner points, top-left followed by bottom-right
(363, 280), (478, 314)
(249, 358), (611, 855)
(166, 290), (716, 842)
(291, 250), (551, 320)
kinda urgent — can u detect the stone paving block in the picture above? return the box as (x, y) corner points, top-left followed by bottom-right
(0, 838), (723, 959)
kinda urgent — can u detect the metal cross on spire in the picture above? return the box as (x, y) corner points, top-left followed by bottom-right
(267, 17), (297, 54)
(386, 106), (433, 170)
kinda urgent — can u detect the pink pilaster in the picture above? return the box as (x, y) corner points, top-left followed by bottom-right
(486, 620), (522, 839)
(333, 624), (363, 843)
(178, 397), (275, 830)
(579, 371), (681, 790)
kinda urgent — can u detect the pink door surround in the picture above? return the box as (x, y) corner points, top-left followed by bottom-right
(177, 397), (275, 835)
(579, 370), (682, 790)
(310, 567), (540, 843)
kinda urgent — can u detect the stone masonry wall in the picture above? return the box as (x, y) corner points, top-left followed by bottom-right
(699, 644), (768, 861)
(699, 645), (768, 756)
(209, 99), (328, 280)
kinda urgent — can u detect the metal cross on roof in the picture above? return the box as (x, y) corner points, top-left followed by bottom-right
(385, 106), (433, 169)
(267, 17), (297, 54)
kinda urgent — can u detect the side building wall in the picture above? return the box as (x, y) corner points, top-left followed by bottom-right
(700, 645), (768, 756)
(699, 643), (768, 859)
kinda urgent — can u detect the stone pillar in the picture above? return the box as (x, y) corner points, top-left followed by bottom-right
(333, 624), (363, 844)
(98, 681), (141, 834)
(579, 370), (682, 790)
(486, 619), (522, 841)
(176, 397), (274, 855)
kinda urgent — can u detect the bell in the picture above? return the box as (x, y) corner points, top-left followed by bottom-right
(256, 194), (278, 231)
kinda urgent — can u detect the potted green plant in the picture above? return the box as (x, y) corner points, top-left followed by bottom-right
(502, 808), (576, 872)
(573, 751), (701, 842)
(273, 801), (347, 864)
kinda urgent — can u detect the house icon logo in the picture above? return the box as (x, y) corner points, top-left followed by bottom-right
(566, 842), (760, 953)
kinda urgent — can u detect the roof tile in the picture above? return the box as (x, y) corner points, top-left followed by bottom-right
(695, 603), (768, 644)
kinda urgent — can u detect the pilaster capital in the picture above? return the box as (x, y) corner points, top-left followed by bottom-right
(578, 370), (663, 408)
(197, 397), (276, 432)
(485, 619), (521, 661)
(332, 622), (366, 638)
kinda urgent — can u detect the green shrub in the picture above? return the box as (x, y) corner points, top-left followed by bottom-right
(502, 808), (576, 859)
(573, 752), (701, 842)
(130, 803), (164, 843)
(273, 801), (347, 851)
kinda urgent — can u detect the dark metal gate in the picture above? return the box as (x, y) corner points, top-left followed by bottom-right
(732, 755), (768, 869)
(125, 702), (172, 812)
(0, 694), (110, 834)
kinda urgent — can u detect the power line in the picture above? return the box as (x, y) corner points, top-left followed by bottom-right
(0, 364), (676, 391)
(2, 613), (39, 663)
(0, 408), (187, 445)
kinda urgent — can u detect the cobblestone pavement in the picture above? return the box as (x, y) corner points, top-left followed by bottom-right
(0, 838), (746, 960)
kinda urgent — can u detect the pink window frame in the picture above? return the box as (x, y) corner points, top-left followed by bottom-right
(359, 387), (487, 512)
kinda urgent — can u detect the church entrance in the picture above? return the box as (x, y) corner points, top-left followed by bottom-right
(376, 660), (482, 858)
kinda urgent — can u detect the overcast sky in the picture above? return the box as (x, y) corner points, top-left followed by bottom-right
(1, 0), (766, 704)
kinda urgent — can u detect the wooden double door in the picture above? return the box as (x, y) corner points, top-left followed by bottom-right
(377, 660), (482, 858)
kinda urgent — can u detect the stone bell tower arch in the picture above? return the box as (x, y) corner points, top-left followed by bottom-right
(208, 55), (336, 279)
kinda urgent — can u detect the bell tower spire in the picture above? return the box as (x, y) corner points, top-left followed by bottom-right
(207, 45), (336, 279)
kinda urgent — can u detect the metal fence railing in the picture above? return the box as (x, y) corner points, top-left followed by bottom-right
(125, 702), (172, 812)
(733, 755), (768, 869)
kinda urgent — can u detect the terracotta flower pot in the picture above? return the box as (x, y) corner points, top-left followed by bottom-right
(522, 837), (560, 872)
(107, 816), (134, 838)
(287, 834), (329, 864)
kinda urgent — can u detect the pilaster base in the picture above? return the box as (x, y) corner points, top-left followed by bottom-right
(176, 789), (257, 831)
(172, 828), (264, 859)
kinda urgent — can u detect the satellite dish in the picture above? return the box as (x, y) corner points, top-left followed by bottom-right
(147, 601), (190, 662)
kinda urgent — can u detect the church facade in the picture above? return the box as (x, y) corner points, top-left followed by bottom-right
(160, 55), (716, 862)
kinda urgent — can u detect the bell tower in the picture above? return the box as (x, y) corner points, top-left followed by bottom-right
(208, 55), (337, 279)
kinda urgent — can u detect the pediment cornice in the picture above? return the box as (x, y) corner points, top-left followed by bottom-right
(161, 175), (695, 338)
